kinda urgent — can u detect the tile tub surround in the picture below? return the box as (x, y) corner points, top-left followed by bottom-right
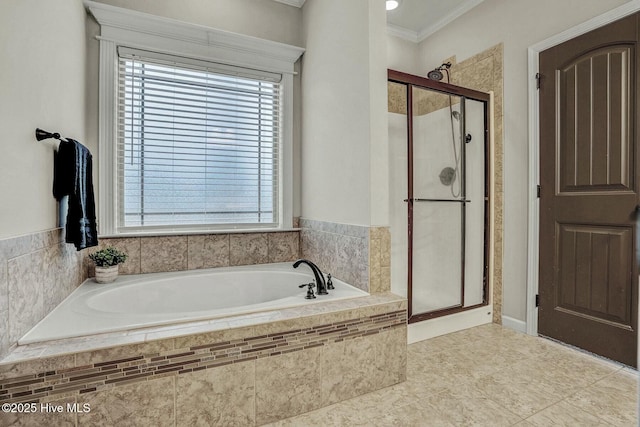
(300, 219), (391, 293)
(86, 231), (301, 276)
(0, 228), (87, 359)
(0, 294), (407, 426)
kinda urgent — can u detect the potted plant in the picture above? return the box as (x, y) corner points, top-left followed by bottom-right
(89, 246), (128, 283)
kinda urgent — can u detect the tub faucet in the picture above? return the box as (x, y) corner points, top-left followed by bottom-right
(293, 259), (328, 295)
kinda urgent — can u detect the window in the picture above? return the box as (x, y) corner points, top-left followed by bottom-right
(88, 1), (303, 236)
(118, 49), (280, 231)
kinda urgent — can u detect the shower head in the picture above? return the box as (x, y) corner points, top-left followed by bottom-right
(427, 62), (452, 81)
(427, 69), (444, 81)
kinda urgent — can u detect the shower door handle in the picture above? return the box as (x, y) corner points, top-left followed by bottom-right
(412, 198), (470, 203)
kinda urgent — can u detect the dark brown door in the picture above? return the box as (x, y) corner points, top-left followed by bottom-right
(539, 13), (639, 367)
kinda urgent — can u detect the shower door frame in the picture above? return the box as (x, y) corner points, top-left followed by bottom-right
(388, 69), (491, 324)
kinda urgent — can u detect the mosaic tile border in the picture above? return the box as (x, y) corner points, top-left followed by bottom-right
(0, 310), (406, 404)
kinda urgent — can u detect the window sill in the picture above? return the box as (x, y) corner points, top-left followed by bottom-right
(98, 228), (301, 239)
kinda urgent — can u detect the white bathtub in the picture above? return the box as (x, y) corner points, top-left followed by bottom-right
(19, 262), (368, 345)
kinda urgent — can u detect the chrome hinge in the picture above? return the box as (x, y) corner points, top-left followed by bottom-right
(536, 185), (541, 198)
(535, 73), (542, 89)
(535, 294), (540, 307)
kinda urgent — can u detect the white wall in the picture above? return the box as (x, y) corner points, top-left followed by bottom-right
(415, 0), (628, 322)
(387, 34), (420, 74)
(369, 1), (390, 226)
(301, 0), (388, 226)
(0, 0), (88, 239)
(93, 0), (303, 46)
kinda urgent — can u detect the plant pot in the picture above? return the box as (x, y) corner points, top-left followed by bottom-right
(95, 265), (119, 284)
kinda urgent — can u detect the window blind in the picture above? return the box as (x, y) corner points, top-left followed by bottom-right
(116, 48), (281, 231)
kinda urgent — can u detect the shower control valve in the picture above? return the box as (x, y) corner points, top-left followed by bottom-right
(299, 281), (316, 299)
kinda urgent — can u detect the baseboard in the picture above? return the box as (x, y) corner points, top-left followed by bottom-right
(408, 306), (493, 344)
(501, 315), (527, 334)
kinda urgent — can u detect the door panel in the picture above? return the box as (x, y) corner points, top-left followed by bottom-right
(558, 46), (633, 192)
(539, 13), (639, 367)
(556, 224), (633, 326)
(412, 202), (463, 313)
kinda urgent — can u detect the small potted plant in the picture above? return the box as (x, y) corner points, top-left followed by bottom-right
(89, 246), (128, 283)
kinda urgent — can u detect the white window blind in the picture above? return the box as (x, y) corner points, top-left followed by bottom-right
(116, 48), (282, 232)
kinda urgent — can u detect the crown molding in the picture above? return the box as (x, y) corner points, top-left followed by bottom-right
(386, 23), (419, 43)
(416, 0), (485, 42)
(272, 0), (306, 7)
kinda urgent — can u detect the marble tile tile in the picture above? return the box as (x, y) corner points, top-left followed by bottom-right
(140, 236), (187, 273)
(8, 252), (44, 344)
(268, 232), (300, 263)
(373, 326), (407, 388)
(379, 266), (390, 293)
(565, 370), (638, 426)
(173, 325), (254, 350)
(96, 238), (141, 275)
(255, 346), (322, 425)
(75, 339), (174, 366)
(0, 396), (76, 427)
(0, 235), (31, 260)
(266, 402), (372, 426)
(42, 243), (65, 316)
(474, 365), (565, 418)
(77, 376), (174, 427)
(371, 401), (457, 427)
(369, 269), (381, 294)
(369, 237), (381, 272)
(229, 233), (268, 266)
(0, 258), (8, 357)
(187, 234), (229, 269)
(525, 400), (610, 426)
(322, 335), (377, 406)
(380, 228), (391, 268)
(176, 360), (255, 426)
(425, 388), (522, 426)
(0, 354), (76, 380)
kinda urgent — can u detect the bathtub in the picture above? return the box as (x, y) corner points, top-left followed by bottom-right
(19, 262), (369, 345)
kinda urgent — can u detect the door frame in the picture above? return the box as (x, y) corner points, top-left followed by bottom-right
(526, 0), (640, 336)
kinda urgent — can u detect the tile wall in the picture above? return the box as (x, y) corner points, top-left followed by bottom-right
(2, 222), (392, 361)
(299, 219), (391, 293)
(91, 231), (300, 276)
(0, 229), (86, 359)
(0, 229), (300, 360)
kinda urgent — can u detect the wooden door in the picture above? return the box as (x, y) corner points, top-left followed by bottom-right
(539, 13), (639, 367)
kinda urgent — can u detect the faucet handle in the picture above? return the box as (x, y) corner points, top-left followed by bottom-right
(299, 281), (316, 299)
(327, 273), (334, 290)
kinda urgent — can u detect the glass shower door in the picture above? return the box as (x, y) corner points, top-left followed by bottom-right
(410, 87), (465, 315)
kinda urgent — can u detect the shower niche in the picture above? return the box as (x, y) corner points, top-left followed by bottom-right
(388, 69), (490, 323)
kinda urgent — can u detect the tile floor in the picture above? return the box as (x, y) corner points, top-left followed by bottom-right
(265, 324), (638, 426)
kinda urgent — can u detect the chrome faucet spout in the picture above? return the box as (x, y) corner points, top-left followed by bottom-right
(293, 259), (328, 295)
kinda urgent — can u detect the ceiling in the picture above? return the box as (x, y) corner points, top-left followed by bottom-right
(387, 0), (485, 43)
(271, 0), (485, 44)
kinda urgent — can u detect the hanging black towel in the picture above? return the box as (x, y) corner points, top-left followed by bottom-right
(53, 139), (98, 251)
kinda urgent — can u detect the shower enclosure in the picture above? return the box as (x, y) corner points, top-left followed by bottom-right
(388, 69), (490, 323)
